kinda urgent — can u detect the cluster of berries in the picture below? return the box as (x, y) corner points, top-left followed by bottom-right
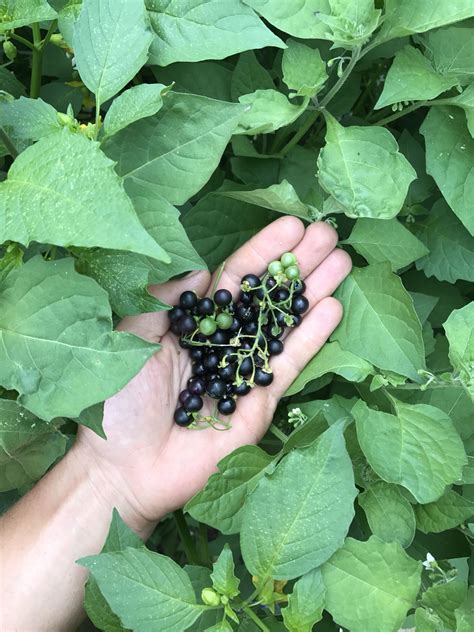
(168, 252), (309, 428)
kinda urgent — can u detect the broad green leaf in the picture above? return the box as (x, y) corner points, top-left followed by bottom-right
(103, 84), (170, 138)
(415, 607), (444, 632)
(103, 92), (244, 205)
(231, 51), (274, 101)
(281, 568), (325, 632)
(415, 490), (474, 533)
(421, 27), (474, 82)
(444, 303), (474, 397)
(461, 457), (474, 484)
(240, 422), (357, 580)
(205, 623), (233, 632)
(344, 218), (428, 271)
(236, 90), (308, 135)
(0, 66), (26, 98)
(375, 46), (459, 110)
(40, 82), (83, 117)
(242, 0), (331, 39)
(73, 0), (153, 105)
(285, 341), (373, 396)
(421, 106), (474, 235)
(282, 39), (327, 98)
(354, 398), (467, 503)
(0, 399), (66, 492)
(210, 545), (240, 598)
(315, 0), (381, 48)
(0, 257), (159, 420)
(422, 580), (468, 629)
(317, 114), (416, 219)
(322, 537), (422, 632)
(146, 0), (284, 66)
(397, 129), (435, 207)
(0, 0), (56, 30)
(57, 0), (82, 47)
(0, 97), (61, 144)
(378, 0), (474, 41)
(358, 482), (416, 548)
(414, 199), (474, 283)
(441, 83), (474, 137)
(221, 180), (310, 220)
(185, 567), (223, 631)
(409, 292), (438, 325)
(0, 131), (169, 260)
(185, 445), (274, 534)
(332, 264), (425, 381)
(80, 547), (205, 632)
(455, 586), (474, 632)
(153, 62), (233, 102)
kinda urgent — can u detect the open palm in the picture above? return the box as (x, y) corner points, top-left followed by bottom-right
(75, 217), (351, 523)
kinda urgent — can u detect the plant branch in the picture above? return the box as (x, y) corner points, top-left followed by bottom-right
(373, 95), (460, 127)
(173, 509), (200, 566)
(242, 606), (270, 632)
(269, 424), (288, 444)
(29, 23), (43, 98)
(40, 19), (58, 51)
(8, 33), (35, 50)
(197, 522), (211, 568)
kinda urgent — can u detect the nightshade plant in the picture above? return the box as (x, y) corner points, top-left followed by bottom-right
(0, 1), (473, 631)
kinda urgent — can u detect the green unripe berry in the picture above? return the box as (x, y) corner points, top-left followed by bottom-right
(280, 252), (297, 268)
(201, 588), (221, 607)
(216, 312), (233, 330)
(285, 264), (300, 280)
(199, 317), (217, 336)
(57, 112), (75, 127)
(3, 40), (17, 61)
(268, 260), (284, 276)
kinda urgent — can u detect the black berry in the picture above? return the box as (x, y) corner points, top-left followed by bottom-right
(214, 289), (232, 306)
(174, 407), (192, 426)
(179, 314), (196, 335)
(207, 378), (227, 399)
(184, 394), (203, 412)
(292, 295), (309, 315)
(268, 339), (284, 355)
(188, 377), (206, 395)
(254, 368), (273, 386)
(197, 297), (215, 316)
(180, 291), (197, 309)
(218, 397), (236, 415)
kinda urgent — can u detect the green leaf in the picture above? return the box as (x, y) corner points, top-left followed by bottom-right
(0, 399), (66, 492)
(0, 66), (27, 98)
(282, 39), (327, 98)
(79, 547), (205, 632)
(421, 27), (474, 83)
(73, 0), (153, 106)
(0, 131), (169, 260)
(185, 567), (223, 631)
(221, 180), (310, 220)
(415, 607), (444, 632)
(441, 83), (474, 138)
(210, 545), (240, 598)
(455, 586), (474, 632)
(358, 482), (416, 548)
(0, 257), (159, 420)
(421, 106), (474, 235)
(40, 82), (83, 117)
(231, 51), (274, 101)
(153, 62), (233, 102)
(236, 90), (308, 135)
(285, 341), (373, 396)
(240, 422), (357, 580)
(444, 303), (474, 398)
(242, 0), (330, 39)
(332, 264), (425, 381)
(344, 218), (429, 271)
(422, 580), (468, 629)
(322, 537), (421, 632)
(315, 0), (381, 48)
(0, 0), (56, 31)
(397, 129), (435, 207)
(281, 568), (325, 632)
(185, 445), (274, 534)
(353, 398), (467, 503)
(415, 490), (474, 533)
(103, 84), (170, 138)
(0, 97), (61, 144)
(103, 92), (244, 205)
(317, 113), (416, 219)
(57, 0), (82, 47)
(409, 292), (438, 325)
(413, 199), (474, 283)
(375, 46), (459, 110)
(146, 0), (284, 66)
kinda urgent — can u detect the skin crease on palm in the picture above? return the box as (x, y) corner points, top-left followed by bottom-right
(74, 216), (352, 524)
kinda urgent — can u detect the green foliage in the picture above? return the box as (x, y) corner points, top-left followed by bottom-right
(1, 2), (473, 630)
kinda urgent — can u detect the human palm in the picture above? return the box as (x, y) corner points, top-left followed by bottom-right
(75, 217), (351, 523)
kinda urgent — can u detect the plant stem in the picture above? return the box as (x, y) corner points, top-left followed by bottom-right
(242, 606), (270, 632)
(173, 509), (200, 566)
(197, 522), (211, 568)
(0, 127), (19, 158)
(40, 19), (58, 51)
(9, 33), (35, 50)
(29, 23), (43, 98)
(373, 101), (428, 126)
(269, 424), (288, 444)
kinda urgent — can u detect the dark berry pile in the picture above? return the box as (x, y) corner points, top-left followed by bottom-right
(168, 252), (309, 429)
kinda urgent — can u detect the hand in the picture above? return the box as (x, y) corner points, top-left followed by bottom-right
(73, 217), (351, 525)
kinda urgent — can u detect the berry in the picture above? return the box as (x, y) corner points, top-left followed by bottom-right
(178, 314), (196, 335)
(214, 289), (232, 306)
(219, 364), (236, 382)
(292, 295), (309, 315)
(170, 322), (181, 335)
(280, 252), (297, 268)
(199, 317), (217, 336)
(233, 382), (251, 396)
(268, 260), (284, 276)
(285, 264), (300, 280)
(210, 330), (229, 345)
(274, 288), (290, 303)
(207, 378), (227, 399)
(268, 339), (284, 355)
(275, 311), (287, 327)
(218, 397), (236, 415)
(179, 389), (191, 405)
(241, 274), (260, 289)
(180, 291), (197, 309)
(188, 377), (205, 395)
(190, 348), (203, 362)
(292, 279), (306, 295)
(236, 305), (255, 323)
(197, 297), (215, 316)
(184, 394), (203, 412)
(192, 362), (206, 377)
(216, 312), (233, 330)
(243, 321), (258, 336)
(239, 356), (254, 377)
(168, 306), (185, 321)
(204, 353), (219, 372)
(254, 368), (273, 386)
(266, 278), (277, 290)
(174, 407), (192, 426)
(289, 314), (302, 327)
(229, 317), (241, 334)
(239, 291), (253, 305)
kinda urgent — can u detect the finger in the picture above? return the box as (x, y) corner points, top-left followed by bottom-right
(289, 220), (339, 278)
(301, 248), (352, 310)
(118, 269), (211, 341)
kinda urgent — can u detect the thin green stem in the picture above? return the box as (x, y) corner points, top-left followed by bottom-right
(242, 606), (270, 632)
(276, 110), (321, 157)
(40, 19), (58, 51)
(29, 23), (43, 98)
(173, 509), (200, 566)
(269, 424), (288, 444)
(8, 33), (35, 50)
(197, 522), (211, 568)
(0, 127), (19, 158)
(373, 101), (428, 126)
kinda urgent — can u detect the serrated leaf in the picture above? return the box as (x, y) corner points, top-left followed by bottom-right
(103, 92), (244, 205)
(317, 113), (416, 219)
(185, 445), (274, 534)
(236, 89), (308, 135)
(344, 217), (428, 271)
(0, 257), (159, 420)
(332, 264), (425, 381)
(375, 46), (459, 110)
(422, 580), (468, 629)
(0, 0), (56, 31)
(354, 398), (467, 503)
(421, 27), (474, 83)
(414, 199), (474, 283)
(0, 399), (66, 492)
(73, 0), (153, 106)
(0, 131), (169, 260)
(210, 545), (240, 598)
(103, 84), (169, 138)
(231, 51), (274, 101)
(0, 97), (61, 145)
(444, 303), (474, 397)
(240, 422), (357, 580)
(421, 106), (474, 235)
(321, 537), (421, 632)
(242, 0), (330, 39)
(282, 39), (327, 98)
(415, 490), (474, 533)
(281, 568), (325, 632)
(80, 547), (205, 632)
(221, 180), (310, 219)
(358, 482), (416, 548)
(146, 0), (284, 66)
